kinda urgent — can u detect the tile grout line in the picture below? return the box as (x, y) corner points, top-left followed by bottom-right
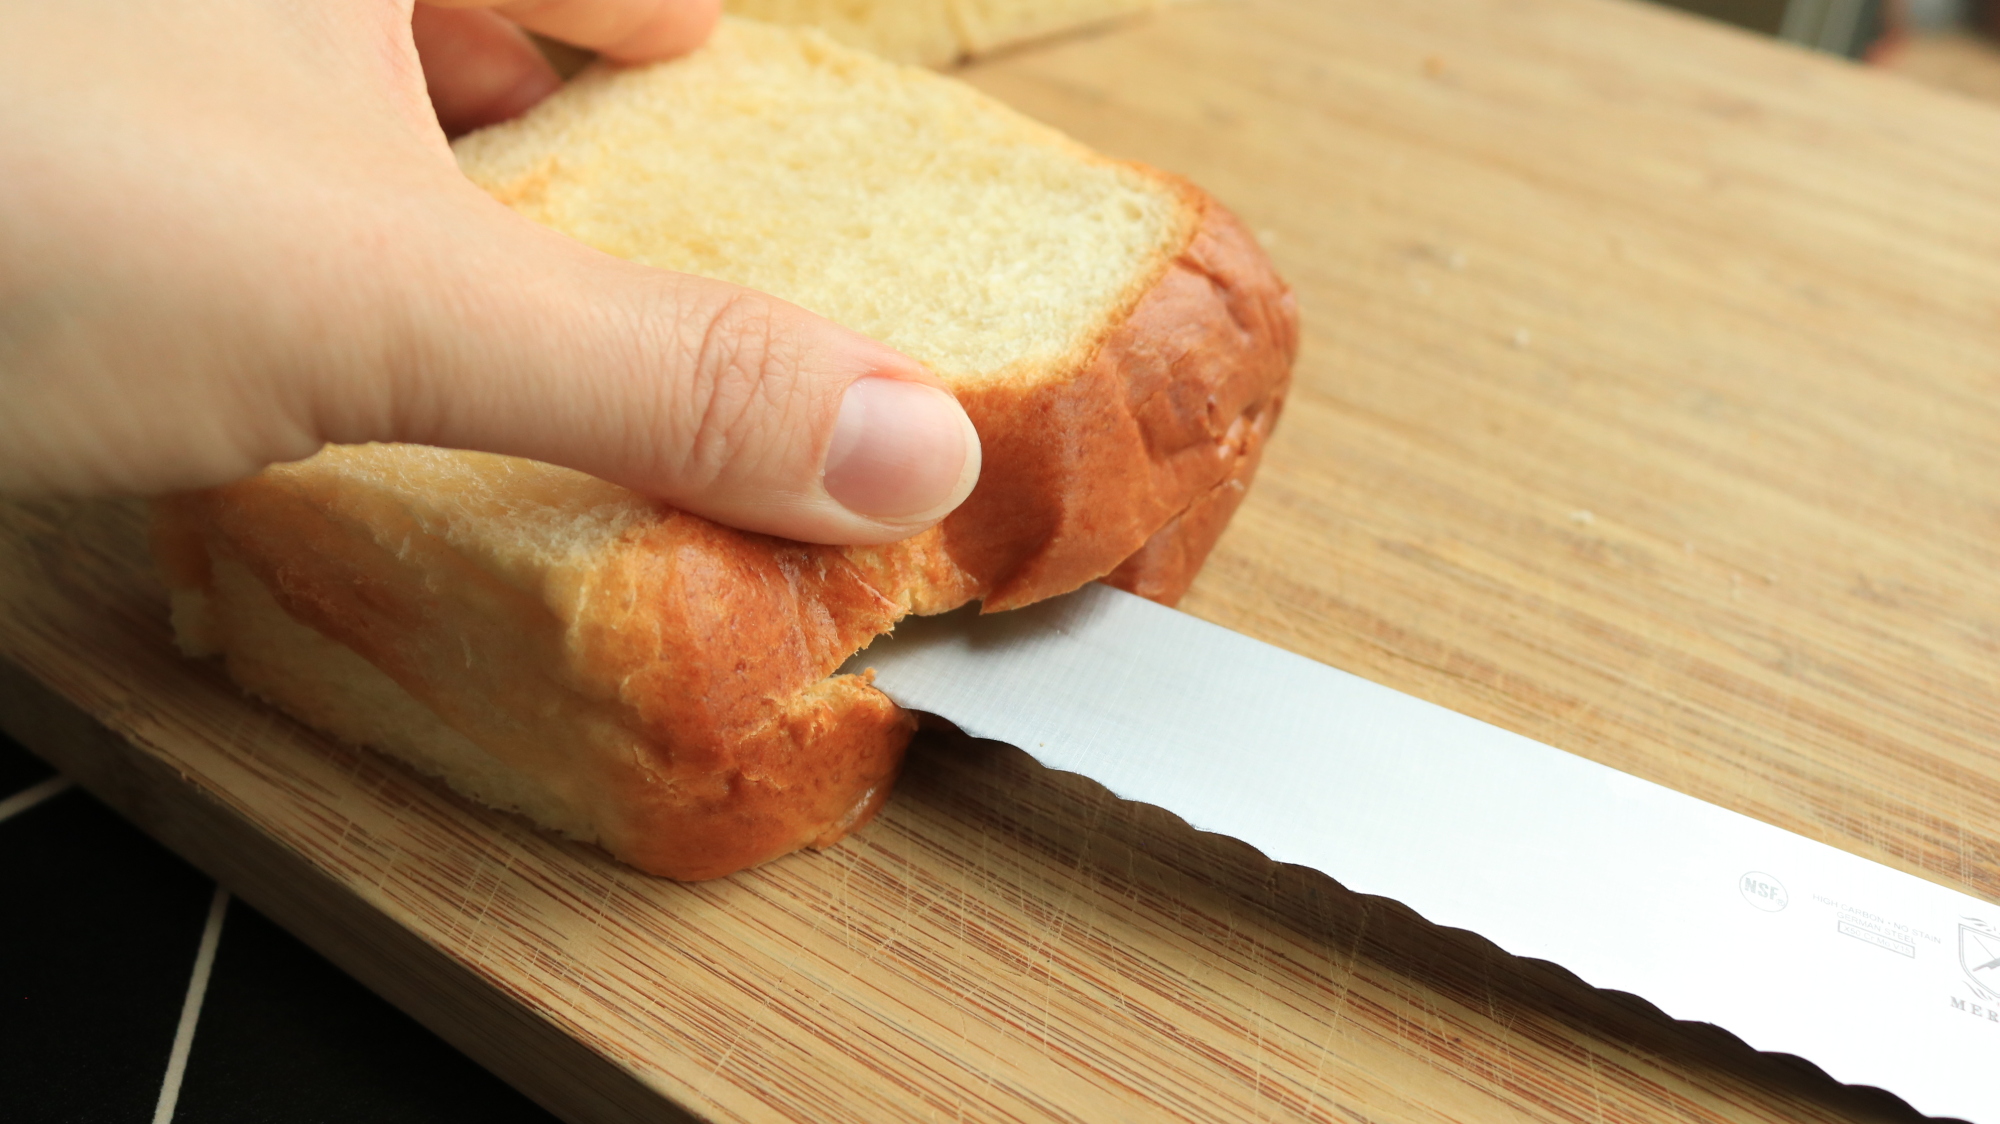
(0, 775), (74, 823)
(152, 885), (230, 1124)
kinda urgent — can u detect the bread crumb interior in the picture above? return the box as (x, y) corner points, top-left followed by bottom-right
(452, 19), (1183, 381)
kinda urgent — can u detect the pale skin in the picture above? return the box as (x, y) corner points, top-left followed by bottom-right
(0, 0), (981, 545)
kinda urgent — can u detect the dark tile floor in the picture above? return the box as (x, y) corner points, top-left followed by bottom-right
(0, 732), (559, 1124)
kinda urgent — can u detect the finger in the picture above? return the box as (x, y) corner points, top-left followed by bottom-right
(328, 194), (980, 546)
(410, 5), (561, 138)
(422, 0), (720, 64)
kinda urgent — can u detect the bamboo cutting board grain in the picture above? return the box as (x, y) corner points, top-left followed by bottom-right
(6, 0), (2000, 1120)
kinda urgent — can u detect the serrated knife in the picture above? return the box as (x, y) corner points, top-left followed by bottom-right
(843, 582), (2000, 1122)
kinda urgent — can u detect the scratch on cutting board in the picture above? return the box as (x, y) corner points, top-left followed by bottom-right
(947, 831), (981, 1047)
(1034, 792), (1112, 1057)
(694, 1012), (751, 1100)
(1586, 1050), (1608, 1124)
(460, 852), (517, 952)
(1033, 875), (1075, 1056)
(1249, 926), (1275, 1122)
(1302, 891), (1372, 1108)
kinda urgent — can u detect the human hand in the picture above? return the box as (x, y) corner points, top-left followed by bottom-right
(0, 0), (980, 545)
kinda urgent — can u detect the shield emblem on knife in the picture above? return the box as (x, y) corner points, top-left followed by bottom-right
(1962, 921), (2000, 1000)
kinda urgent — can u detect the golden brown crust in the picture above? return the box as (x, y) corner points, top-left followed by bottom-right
(1100, 199), (1295, 604)
(163, 470), (915, 880)
(616, 674), (913, 879)
(847, 184), (1297, 613)
(1104, 387), (1282, 605)
(561, 515), (915, 877)
(153, 182), (1295, 882)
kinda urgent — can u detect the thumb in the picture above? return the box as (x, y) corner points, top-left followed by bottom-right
(341, 199), (982, 546)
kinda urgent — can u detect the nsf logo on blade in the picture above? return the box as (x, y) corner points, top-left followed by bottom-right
(1963, 918), (2000, 1002)
(1739, 871), (1788, 912)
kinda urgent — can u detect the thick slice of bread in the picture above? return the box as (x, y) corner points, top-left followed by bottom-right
(154, 20), (1295, 880)
(722, 0), (1162, 68)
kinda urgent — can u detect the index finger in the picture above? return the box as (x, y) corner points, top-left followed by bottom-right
(421, 0), (720, 63)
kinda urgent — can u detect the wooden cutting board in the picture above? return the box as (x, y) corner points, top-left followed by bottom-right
(5, 0), (1999, 1120)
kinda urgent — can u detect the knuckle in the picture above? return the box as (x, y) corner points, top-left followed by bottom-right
(666, 285), (815, 490)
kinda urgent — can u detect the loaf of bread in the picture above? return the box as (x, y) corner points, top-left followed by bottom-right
(723, 0), (1165, 67)
(154, 20), (1295, 880)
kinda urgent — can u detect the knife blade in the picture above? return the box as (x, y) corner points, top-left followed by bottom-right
(843, 582), (1999, 1121)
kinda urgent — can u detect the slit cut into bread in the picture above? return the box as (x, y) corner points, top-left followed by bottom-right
(153, 20), (1296, 880)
